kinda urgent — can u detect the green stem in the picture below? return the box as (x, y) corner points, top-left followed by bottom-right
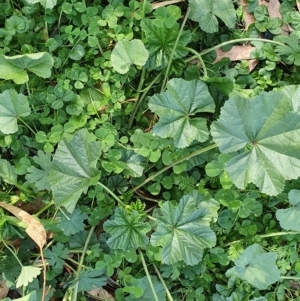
(18, 118), (37, 135)
(280, 276), (300, 280)
(97, 39), (104, 56)
(35, 200), (54, 217)
(138, 249), (159, 301)
(161, 7), (191, 91)
(97, 181), (127, 207)
(185, 38), (286, 63)
(2, 240), (23, 267)
(128, 71), (163, 130)
(185, 47), (207, 77)
(129, 143), (218, 194)
(72, 225), (95, 301)
(224, 231), (300, 247)
(153, 264), (174, 301)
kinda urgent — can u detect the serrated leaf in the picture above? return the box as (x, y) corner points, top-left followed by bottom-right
(44, 242), (70, 271)
(276, 189), (300, 231)
(0, 90), (30, 134)
(121, 150), (145, 177)
(226, 244), (280, 289)
(148, 78), (215, 148)
(16, 266), (41, 288)
(111, 39), (149, 74)
(57, 208), (88, 235)
(188, 0), (236, 33)
(211, 89), (300, 195)
(49, 129), (101, 213)
(26, 151), (51, 191)
(71, 269), (106, 292)
(151, 192), (216, 265)
(103, 208), (151, 250)
(0, 53), (54, 84)
(141, 19), (191, 69)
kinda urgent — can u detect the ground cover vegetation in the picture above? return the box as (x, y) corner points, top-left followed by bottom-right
(1, 0), (300, 300)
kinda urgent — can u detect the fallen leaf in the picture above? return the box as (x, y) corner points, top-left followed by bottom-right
(152, 0), (183, 9)
(238, 0), (255, 29)
(214, 45), (256, 63)
(296, 0), (300, 12)
(88, 288), (116, 301)
(248, 59), (259, 72)
(0, 202), (46, 249)
(268, 0), (290, 35)
(259, 0), (269, 6)
(0, 281), (9, 299)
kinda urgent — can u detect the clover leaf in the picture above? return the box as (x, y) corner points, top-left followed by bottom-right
(25, 0), (57, 9)
(49, 129), (101, 213)
(276, 189), (300, 231)
(148, 78), (215, 148)
(188, 0), (236, 33)
(0, 89), (30, 134)
(103, 208), (151, 250)
(151, 192), (216, 265)
(211, 89), (300, 196)
(226, 244), (280, 290)
(111, 39), (149, 74)
(0, 52), (54, 84)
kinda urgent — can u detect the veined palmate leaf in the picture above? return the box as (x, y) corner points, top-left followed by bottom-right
(111, 39), (149, 74)
(226, 244), (280, 290)
(16, 266), (41, 288)
(276, 189), (300, 231)
(148, 78), (215, 148)
(0, 89), (31, 134)
(151, 191), (217, 265)
(24, 0), (57, 9)
(0, 52), (54, 84)
(211, 88), (300, 196)
(188, 0), (236, 33)
(103, 207), (151, 250)
(141, 19), (191, 69)
(49, 129), (101, 213)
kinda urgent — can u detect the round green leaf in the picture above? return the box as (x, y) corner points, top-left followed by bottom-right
(111, 39), (149, 74)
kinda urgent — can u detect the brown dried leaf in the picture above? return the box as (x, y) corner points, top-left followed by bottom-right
(297, 0), (300, 12)
(152, 0), (184, 9)
(88, 288), (116, 301)
(0, 202), (46, 249)
(248, 59), (259, 72)
(214, 45), (256, 63)
(238, 0), (255, 29)
(0, 281), (9, 299)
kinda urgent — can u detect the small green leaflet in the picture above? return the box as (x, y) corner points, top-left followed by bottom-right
(49, 129), (101, 213)
(0, 90), (30, 134)
(26, 151), (52, 191)
(226, 244), (280, 290)
(57, 208), (88, 235)
(276, 189), (300, 231)
(188, 0), (236, 33)
(25, 0), (57, 9)
(111, 39), (149, 74)
(211, 89), (300, 196)
(151, 192), (217, 265)
(0, 52), (54, 84)
(0, 159), (18, 186)
(103, 208), (151, 250)
(148, 79), (215, 148)
(141, 19), (191, 69)
(16, 266), (41, 288)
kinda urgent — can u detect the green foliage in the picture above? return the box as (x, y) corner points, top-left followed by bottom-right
(1, 1), (300, 300)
